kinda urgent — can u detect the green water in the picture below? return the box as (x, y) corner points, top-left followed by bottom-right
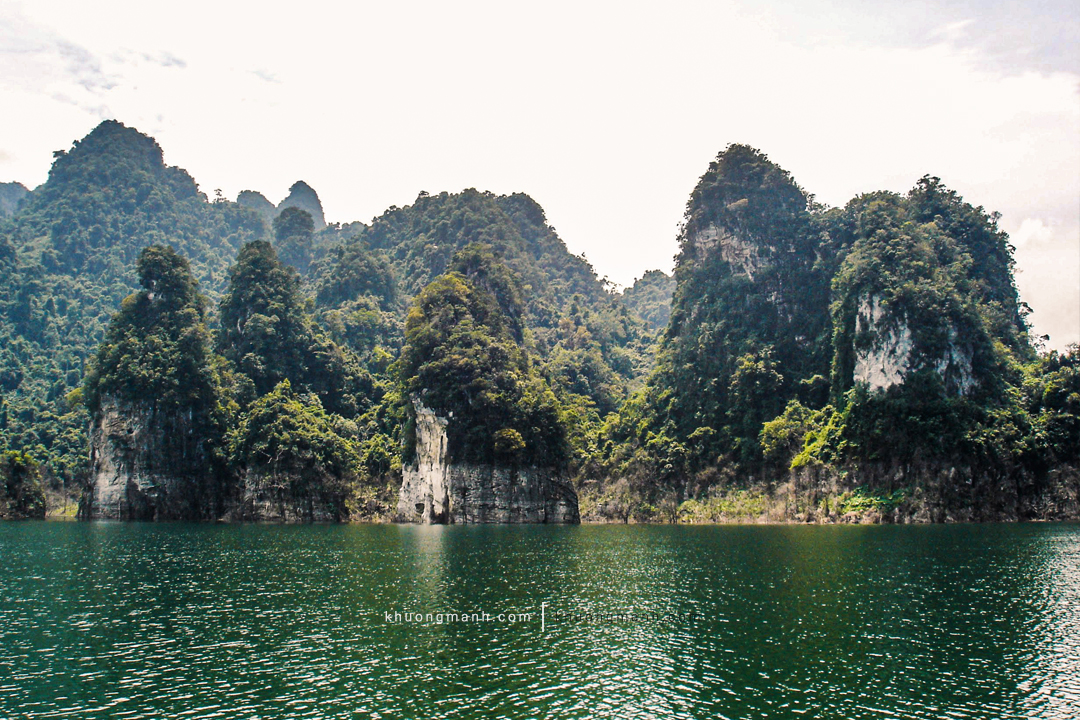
(1, 522), (1077, 719)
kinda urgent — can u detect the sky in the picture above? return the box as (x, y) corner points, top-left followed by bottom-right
(1, 0), (1077, 350)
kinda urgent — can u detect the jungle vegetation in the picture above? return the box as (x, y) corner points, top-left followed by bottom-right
(0, 122), (1075, 520)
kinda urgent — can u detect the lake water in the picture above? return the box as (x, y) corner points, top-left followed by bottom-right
(1, 522), (1078, 719)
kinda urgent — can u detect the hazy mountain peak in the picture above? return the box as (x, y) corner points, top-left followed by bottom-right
(278, 180), (325, 229)
(0, 182), (28, 218)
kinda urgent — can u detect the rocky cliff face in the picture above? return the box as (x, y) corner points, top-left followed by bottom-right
(233, 478), (345, 522)
(690, 222), (762, 279)
(87, 397), (212, 519)
(397, 401), (579, 524)
(851, 293), (976, 395)
(397, 403), (451, 522)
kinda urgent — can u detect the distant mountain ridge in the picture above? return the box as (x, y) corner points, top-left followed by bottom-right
(0, 182), (28, 218)
(237, 181), (327, 229)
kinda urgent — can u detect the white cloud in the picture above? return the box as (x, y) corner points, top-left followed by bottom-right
(1013, 218), (1054, 249)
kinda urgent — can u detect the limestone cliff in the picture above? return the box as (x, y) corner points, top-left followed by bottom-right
(397, 401), (579, 524)
(690, 222), (762, 279)
(851, 294), (975, 394)
(87, 397), (215, 519)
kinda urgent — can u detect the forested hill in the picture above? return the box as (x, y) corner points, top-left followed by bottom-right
(0, 120), (663, 508)
(340, 190), (659, 411)
(0, 182), (28, 218)
(595, 145), (1078, 523)
(621, 270), (675, 332)
(0, 121), (264, 484)
(3, 122), (1072, 524)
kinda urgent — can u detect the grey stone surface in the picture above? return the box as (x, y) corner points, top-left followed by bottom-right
(397, 401), (579, 524)
(87, 397), (209, 519)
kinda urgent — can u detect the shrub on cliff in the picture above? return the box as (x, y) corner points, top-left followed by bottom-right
(228, 380), (360, 520)
(0, 451), (47, 519)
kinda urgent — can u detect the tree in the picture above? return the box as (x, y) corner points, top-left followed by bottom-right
(228, 380), (359, 520)
(218, 240), (374, 417)
(84, 244), (218, 414)
(0, 451), (47, 519)
(273, 206), (314, 273)
(219, 240), (312, 397)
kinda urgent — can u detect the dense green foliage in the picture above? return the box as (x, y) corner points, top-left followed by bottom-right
(84, 245), (219, 412)
(621, 270), (674, 331)
(272, 206), (315, 273)
(359, 189), (655, 414)
(0, 182), (28, 218)
(218, 240), (374, 417)
(0, 451), (47, 519)
(399, 247), (567, 466)
(0, 121), (262, 489)
(228, 380), (359, 520)
(310, 236), (401, 364)
(2, 121), (1074, 522)
(604, 144), (1076, 520)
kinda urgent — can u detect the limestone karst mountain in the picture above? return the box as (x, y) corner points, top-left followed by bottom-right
(0, 123), (1075, 523)
(603, 145), (1077, 522)
(278, 180), (326, 228)
(236, 181), (327, 233)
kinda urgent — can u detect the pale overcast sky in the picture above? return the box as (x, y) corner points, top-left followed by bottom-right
(1, 0), (1077, 349)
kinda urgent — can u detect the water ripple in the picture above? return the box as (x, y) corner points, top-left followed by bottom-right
(0, 522), (1077, 718)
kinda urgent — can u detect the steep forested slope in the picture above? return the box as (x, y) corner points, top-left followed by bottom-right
(0, 121), (660, 515)
(598, 145), (1078, 522)
(0, 121), (263, 484)
(322, 189), (658, 418)
(621, 270), (675, 332)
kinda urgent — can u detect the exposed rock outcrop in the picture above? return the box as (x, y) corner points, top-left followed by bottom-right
(87, 397), (213, 519)
(853, 295), (914, 391)
(852, 293), (975, 394)
(232, 478), (345, 523)
(691, 222), (761, 279)
(397, 403), (451, 522)
(397, 401), (579, 524)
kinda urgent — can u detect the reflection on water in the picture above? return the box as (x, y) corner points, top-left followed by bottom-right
(0, 522), (1077, 718)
